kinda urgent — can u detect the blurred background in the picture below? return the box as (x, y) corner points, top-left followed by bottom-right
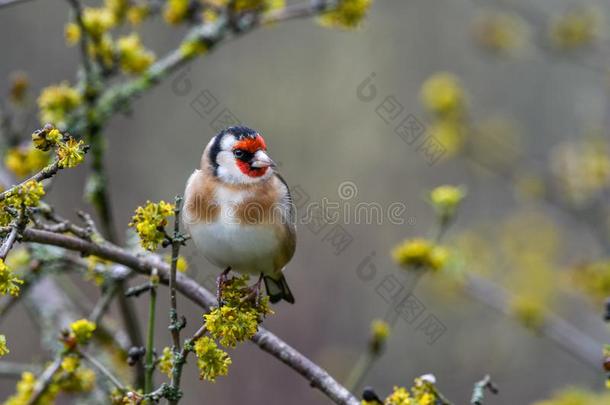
(2, 0), (610, 403)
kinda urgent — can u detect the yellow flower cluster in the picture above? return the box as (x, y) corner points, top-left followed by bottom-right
(0, 334), (9, 357)
(374, 378), (439, 405)
(105, 0), (129, 22)
(510, 296), (545, 330)
(204, 275), (272, 347)
(4, 363), (95, 405)
(69, 319), (96, 344)
(4, 147), (49, 178)
(392, 238), (449, 271)
(179, 39), (208, 59)
(117, 33), (155, 74)
(571, 260), (610, 303)
(57, 138), (86, 168)
(64, 22), (81, 46)
(193, 336), (232, 382)
(82, 7), (116, 39)
(318, 0), (373, 30)
(0, 259), (24, 297)
(88, 34), (115, 68)
(420, 72), (468, 157)
(163, 0), (189, 25)
(127, 4), (150, 26)
(158, 346), (173, 378)
(472, 11), (529, 55)
(369, 319), (389, 354)
(4, 372), (57, 405)
(233, 0), (285, 13)
(550, 137), (610, 206)
(7, 180), (45, 209)
(420, 73), (465, 118)
(129, 200), (175, 250)
(429, 185), (465, 223)
(37, 82), (82, 126)
(549, 7), (602, 50)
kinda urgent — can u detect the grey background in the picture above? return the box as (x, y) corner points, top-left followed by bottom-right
(1, 0), (609, 403)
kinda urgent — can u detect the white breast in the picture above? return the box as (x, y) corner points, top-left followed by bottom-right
(188, 185), (280, 275)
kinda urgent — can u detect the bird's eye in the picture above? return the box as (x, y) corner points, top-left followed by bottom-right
(233, 149), (245, 159)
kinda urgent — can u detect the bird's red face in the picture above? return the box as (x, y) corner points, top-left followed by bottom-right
(232, 134), (274, 178)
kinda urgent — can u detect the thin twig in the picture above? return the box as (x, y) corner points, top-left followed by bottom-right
(78, 348), (127, 392)
(25, 357), (62, 405)
(168, 195), (185, 404)
(144, 274), (157, 394)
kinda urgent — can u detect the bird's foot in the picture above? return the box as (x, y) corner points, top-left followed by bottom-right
(216, 267), (231, 306)
(240, 274), (264, 307)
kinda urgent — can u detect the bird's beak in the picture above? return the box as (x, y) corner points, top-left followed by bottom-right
(250, 150), (276, 168)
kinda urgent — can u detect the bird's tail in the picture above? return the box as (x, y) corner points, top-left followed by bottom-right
(263, 274), (295, 304)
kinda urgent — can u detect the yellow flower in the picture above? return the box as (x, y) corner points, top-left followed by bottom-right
(510, 296), (545, 330)
(202, 9), (219, 23)
(4, 146), (49, 178)
(318, 0), (373, 30)
(4, 371), (60, 405)
(179, 39), (208, 58)
(57, 138), (85, 168)
(37, 82), (82, 126)
(233, 0), (285, 13)
(163, 0), (189, 25)
(429, 185), (465, 222)
(549, 7), (602, 50)
(64, 23), (81, 46)
(127, 4), (149, 25)
(0, 259), (23, 297)
(427, 120), (465, 157)
(117, 33), (155, 74)
(420, 72), (465, 117)
(87, 34), (115, 68)
(82, 7), (116, 38)
(385, 386), (411, 405)
(0, 335), (9, 357)
(158, 346), (173, 378)
(5, 180), (45, 208)
(203, 275), (272, 347)
(193, 336), (231, 382)
(370, 319), (389, 343)
(61, 356), (80, 373)
(70, 319), (96, 344)
(105, 0), (129, 21)
(129, 200), (174, 250)
(392, 238), (448, 271)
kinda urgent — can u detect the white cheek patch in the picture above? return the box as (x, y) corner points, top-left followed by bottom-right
(220, 134), (236, 150)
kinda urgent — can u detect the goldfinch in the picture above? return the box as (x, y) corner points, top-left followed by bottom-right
(183, 126), (296, 304)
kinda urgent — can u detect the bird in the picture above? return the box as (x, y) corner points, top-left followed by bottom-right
(182, 126), (296, 304)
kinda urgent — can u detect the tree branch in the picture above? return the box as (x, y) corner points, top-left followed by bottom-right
(19, 228), (359, 405)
